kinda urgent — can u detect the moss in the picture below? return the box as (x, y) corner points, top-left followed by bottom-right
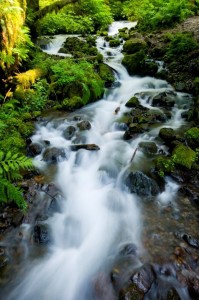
(98, 63), (115, 87)
(109, 39), (121, 47)
(125, 96), (139, 108)
(15, 69), (43, 89)
(62, 96), (84, 111)
(123, 38), (147, 54)
(172, 144), (197, 169)
(185, 127), (199, 149)
(122, 50), (146, 75)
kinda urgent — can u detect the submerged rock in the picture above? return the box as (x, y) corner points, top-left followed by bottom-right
(77, 120), (91, 131)
(62, 125), (76, 140)
(33, 223), (50, 244)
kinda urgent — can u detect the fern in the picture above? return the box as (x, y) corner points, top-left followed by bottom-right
(0, 178), (27, 210)
(0, 151), (34, 209)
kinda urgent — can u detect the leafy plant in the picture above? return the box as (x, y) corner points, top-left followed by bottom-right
(0, 151), (33, 209)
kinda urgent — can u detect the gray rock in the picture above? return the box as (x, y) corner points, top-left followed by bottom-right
(62, 125), (76, 140)
(125, 171), (160, 197)
(43, 147), (68, 163)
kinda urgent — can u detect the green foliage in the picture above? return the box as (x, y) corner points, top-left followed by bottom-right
(165, 32), (199, 59)
(123, 0), (195, 31)
(185, 127), (199, 149)
(37, 0), (113, 35)
(50, 58), (104, 108)
(20, 79), (50, 112)
(37, 11), (94, 34)
(0, 151), (33, 209)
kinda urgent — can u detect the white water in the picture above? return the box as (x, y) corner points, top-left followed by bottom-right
(6, 22), (190, 300)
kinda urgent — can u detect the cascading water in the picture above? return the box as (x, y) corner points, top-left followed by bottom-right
(2, 22), (195, 300)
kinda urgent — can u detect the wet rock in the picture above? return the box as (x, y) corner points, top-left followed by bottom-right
(123, 124), (145, 140)
(73, 115), (82, 121)
(28, 142), (43, 157)
(152, 90), (176, 108)
(175, 232), (199, 249)
(43, 147), (68, 163)
(62, 125), (76, 140)
(77, 120), (91, 130)
(125, 96), (140, 108)
(124, 171), (160, 197)
(122, 50), (146, 75)
(98, 63), (115, 87)
(119, 243), (137, 257)
(179, 185), (199, 207)
(159, 127), (176, 144)
(138, 141), (158, 155)
(131, 264), (155, 293)
(114, 122), (128, 131)
(109, 39), (121, 47)
(70, 144), (100, 151)
(33, 223), (50, 244)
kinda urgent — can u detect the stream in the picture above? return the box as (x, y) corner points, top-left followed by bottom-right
(1, 21), (199, 300)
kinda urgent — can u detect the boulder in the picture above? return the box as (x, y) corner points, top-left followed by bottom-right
(123, 38), (147, 54)
(124, 171), (160, 197)
(62, 125), (76, 140)
(159, 128), (176, 144)
(98, 63), (115, 87)
(151, 90), (176, 108)
(43, 147), (67, 163)
(125, 96), (140, 108)
(123, 124), (145, 140)
(138, 141), (158, 155)
(122, 50), (146, 75)
(172, 144), (197, 169)
(109, 39), (121, 47)
(28, 142), (43, 157)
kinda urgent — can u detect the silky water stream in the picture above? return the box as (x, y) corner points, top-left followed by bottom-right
(1, 22), (198, 300)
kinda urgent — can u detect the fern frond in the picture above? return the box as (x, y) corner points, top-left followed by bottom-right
(0, 151), (33, 181)
(0, 178), (27, 210)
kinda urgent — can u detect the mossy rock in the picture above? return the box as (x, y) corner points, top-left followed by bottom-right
(159, 128), (176, 144)
(123, 38), (147, 54)
(139, 141), (158, 155)
(172, 144), (197, 169)
(109, 39), (121, 47)
(185, 127), (199, 149)
(122, 50), (146, 75)
(119, 32), (129, 40)
(144, 61), (158, 76)
(98, 63), (115, 87)
(125, 96), (139, 108)
(62, 96), (84, 111)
